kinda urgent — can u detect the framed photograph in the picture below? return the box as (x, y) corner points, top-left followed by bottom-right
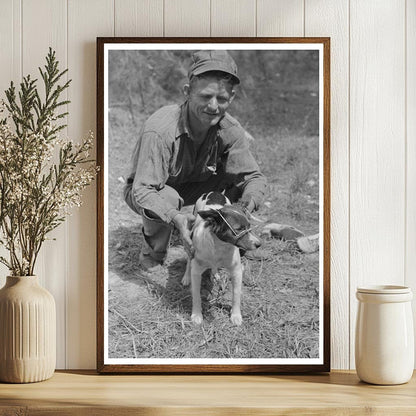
(97, 37), (330, 373)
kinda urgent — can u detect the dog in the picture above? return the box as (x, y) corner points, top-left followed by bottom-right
(181, 192), (261, 326)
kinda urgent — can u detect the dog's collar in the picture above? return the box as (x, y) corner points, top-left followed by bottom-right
(214, 209), (252, 241)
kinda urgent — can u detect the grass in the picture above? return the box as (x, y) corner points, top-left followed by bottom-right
(108, 233), (319, 359)
(107, 102), (320, 359)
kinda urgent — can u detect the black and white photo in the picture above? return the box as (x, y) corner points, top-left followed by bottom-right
(97, 38), (330, 373)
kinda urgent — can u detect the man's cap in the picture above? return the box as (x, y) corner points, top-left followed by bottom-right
(188, 50), (240, 85)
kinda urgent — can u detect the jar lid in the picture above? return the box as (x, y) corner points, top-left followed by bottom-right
(357, 285), (411, 294)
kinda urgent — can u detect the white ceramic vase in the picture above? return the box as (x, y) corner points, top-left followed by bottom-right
(355, 285), (414, 385)
(0, 276), (56, 383)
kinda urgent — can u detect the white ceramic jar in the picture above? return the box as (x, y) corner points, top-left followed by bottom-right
(355, 285), (414, 385)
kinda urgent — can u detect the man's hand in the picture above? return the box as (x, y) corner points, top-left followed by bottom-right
(172, 213), (195, 257)
(241, 197), (256, 213)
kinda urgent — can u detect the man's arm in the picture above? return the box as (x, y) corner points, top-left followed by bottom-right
(129, 130), (196, 254)
(130, 131), (180, 222)
(223, 129), (267, 211)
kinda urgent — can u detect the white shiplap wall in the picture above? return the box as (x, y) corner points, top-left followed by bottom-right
(0, 0), (414, 370)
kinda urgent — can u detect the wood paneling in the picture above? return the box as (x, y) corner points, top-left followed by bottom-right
(211, 0), (256, 37)
(0, 0), (21, 100)
(305, 0), (350, 370)
(257, 0), (304, 36)
(0, 0), (21, 287)
(165, 0), (210, 36)
(22, 0), (68, 369)
(115, 0), (163, 37)
(349, 0), (406, 368)
(406, 0), (416, 360)
(67, 0), (114, 369)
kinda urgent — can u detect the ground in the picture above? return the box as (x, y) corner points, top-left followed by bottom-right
(107, 108), (320, 360)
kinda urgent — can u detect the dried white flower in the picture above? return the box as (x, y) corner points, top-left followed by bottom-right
(0, 49), (97, 276)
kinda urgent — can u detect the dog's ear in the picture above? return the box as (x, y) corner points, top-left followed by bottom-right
(197, 208), (221, 222)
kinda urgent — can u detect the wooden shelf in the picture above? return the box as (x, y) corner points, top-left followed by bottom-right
(1, 370), (415, 415)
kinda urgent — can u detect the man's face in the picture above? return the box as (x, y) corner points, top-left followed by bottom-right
(184, 75), (235, 131)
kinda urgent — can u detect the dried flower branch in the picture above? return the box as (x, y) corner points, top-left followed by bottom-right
(0, 48), (97, 276)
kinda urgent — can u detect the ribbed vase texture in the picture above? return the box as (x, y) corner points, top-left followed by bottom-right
(0, 276), (56, 383)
